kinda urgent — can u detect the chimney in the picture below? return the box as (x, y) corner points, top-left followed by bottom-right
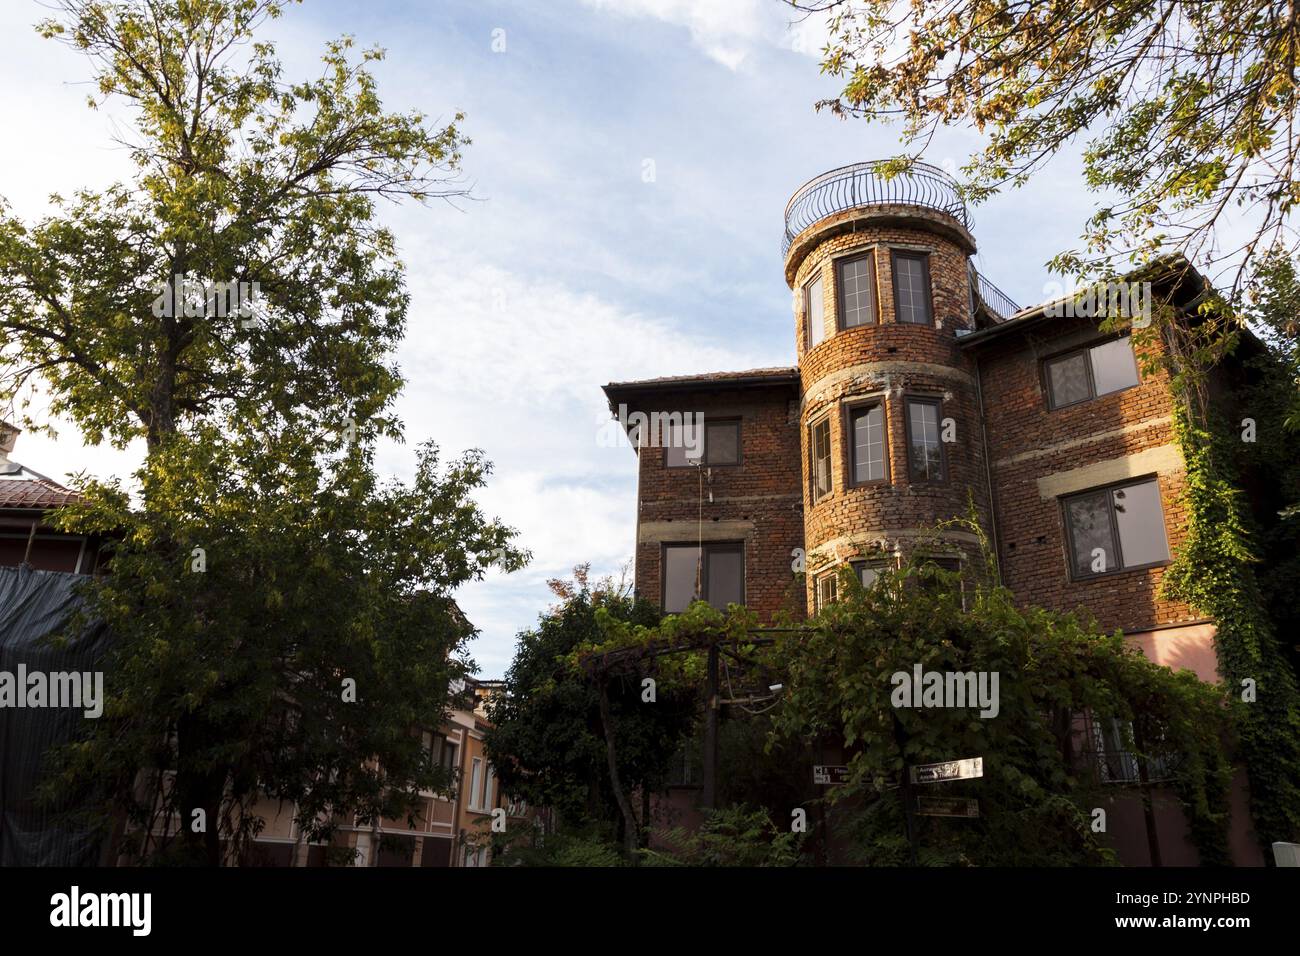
(0, 423), (19, 461)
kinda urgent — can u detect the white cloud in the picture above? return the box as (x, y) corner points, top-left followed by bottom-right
(577, 0), (830, 70)
(384, 247), (781, 673)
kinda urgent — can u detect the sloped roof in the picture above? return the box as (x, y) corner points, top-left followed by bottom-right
(604, 366), (799, 398)
(0, 470), (80, 510)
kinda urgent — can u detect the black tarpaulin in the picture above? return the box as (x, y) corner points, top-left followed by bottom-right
(0, 564), (111, 866)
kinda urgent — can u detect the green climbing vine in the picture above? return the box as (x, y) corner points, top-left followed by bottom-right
(1120, 278), (1300, 855)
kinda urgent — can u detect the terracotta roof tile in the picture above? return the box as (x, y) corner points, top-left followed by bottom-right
(0, 476), (80, 510)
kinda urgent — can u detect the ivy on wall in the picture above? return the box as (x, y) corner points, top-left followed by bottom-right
(1123, 283), (1300, 855)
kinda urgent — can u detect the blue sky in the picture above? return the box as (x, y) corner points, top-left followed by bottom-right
(0, 0), (1104, 677)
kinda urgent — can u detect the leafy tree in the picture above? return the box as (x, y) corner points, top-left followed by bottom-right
(0, 1), (526, 864)
(4, 0), (466, 451)
(483, 566), (698, 851)
(51, 430), (523, 864)
(767, 545), (1235, 865)
(795, 0), (1300, 290)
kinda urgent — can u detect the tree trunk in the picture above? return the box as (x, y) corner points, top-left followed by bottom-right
(596, 678), (639, 859)
(175, 712), (226, 866)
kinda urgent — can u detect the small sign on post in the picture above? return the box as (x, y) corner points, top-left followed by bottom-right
(909, 757), (983, 785)
(813, 765), (850, 785)
(916, 796), (980, 818)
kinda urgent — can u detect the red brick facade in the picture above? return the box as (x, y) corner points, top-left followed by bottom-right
(603, 379), (805, 621)
(973, 314), (1199, 634)
(604, 196), (1207, 641)
(603, 167), (1267, 866)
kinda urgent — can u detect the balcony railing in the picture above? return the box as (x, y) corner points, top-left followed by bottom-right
(971, 266), (1020, 323)
(782, 160), (972, 258)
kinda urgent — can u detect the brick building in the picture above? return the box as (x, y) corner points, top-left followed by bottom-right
(0, 424), (100, 574)
(603, 160), (1267, 865)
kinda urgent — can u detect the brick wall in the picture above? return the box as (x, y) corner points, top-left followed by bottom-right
(787, 213), (992, 608)
(610, 207), (1201, 636)
(971, 317), (1199, 633)
(627, 385), (805, 620)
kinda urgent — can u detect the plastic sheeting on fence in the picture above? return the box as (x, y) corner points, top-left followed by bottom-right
(0, 564), (111, 866)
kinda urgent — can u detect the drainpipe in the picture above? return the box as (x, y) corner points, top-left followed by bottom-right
(972, 354), (1002, 583)
(633, 421), (643, 598)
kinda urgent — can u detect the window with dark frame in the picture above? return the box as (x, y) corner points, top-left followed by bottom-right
(916, 555), (964, 603)
(438, 736), (458, 774)
(1061, 477), (1169, 579)
(662, 542), (744, 613)
(848, 402), (887, 485)
(904, 397), (945, 482)
(805, 272), (825, 348)
(810, 416), (833, 501)
(837, 252), (876, 328)
(852, 558), (892, 589)
(664, 419), (741, 467)
(703, 420), (740, 465)
(1044, 336), (1141, 409)
(892, 251), (933, 325)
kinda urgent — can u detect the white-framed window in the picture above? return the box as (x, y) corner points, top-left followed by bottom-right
(814, 571), (837, 611)
(484, 764), (496, 811)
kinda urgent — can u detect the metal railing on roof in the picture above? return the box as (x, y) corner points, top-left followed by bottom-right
(782, 160), (971, 258)
(971, 267), (1020, 323)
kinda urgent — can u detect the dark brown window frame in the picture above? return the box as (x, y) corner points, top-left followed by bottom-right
(915, 554), (966, 606)
(891, 250), (934, 326)
(662, 417), (743, 469)
(1059, 475), (1171, 581)
(841, 398), (890, 488)
(809, 413), (834, 503)
(836, 250), (878, 330)
(902, 395), (948, 484)
(659, 540), (746, 612)
(804, 271), (825, 350)
(1041, 333), (1141, 411)
(850, 557), (894, 588)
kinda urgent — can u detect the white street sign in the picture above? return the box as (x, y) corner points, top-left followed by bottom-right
(909, 757), (983, 785)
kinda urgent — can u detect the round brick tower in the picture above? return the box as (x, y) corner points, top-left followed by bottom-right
(783, 161), (1008, 612)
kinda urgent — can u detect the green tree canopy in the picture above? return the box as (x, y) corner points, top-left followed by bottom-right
(767, 553), (1235, 864)
(50, 431), (524, 864)
(796, 0), (1300, 291)
(0, 0), (526, 865)
(3, 0), (465, 450)
(484, 567), (698, 847)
